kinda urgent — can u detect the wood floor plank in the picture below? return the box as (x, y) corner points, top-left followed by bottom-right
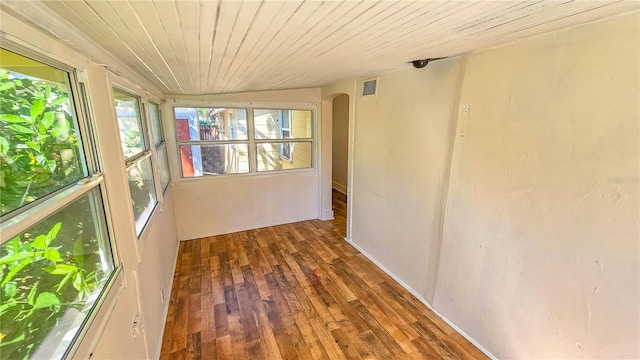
(160, 190), (489, 360)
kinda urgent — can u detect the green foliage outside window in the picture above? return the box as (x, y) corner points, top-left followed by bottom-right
(0, 69), (84, 216)
(1, 59), (113, 359)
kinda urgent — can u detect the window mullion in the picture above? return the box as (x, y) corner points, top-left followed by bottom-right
(247, 108), (257, 173)
(0, 175), (104, 245)
(125, 151), (153, 170)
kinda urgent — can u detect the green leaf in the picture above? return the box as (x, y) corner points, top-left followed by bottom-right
(44, 264), (76, 275)
(44, 159), (56, 173)
(73, 239), (85, 268)
(30, 98), (44, 119)
(46, 222), (62, 246)
(0, 114), (29, 124)
(3, 282), (17, 298)
(0, 252), (35, 265)
(27, 283), (38, 305)
(31, 234), (48, 250)
(0, 298), (18, 317)
(34, 292), (59, 309)
(43, 248), (62, 262)
(0, 136), (9, 156)
(25, 141), (41, 152)
(40, 112), (55, 131)
(52, 96), (68, 106)
(55, 272), (74, 292)
(73, 272), (83, 292)
(7, 124), (35, 135)
(1, 258), (32, 286)
(0, 81), (13, 91)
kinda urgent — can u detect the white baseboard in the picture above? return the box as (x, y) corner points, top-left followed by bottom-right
(344, 237), (497, 360)
(320, 210), (334, 221)
(332, 181), (347, 195)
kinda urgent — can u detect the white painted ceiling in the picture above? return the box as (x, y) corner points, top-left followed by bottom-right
(2, 1), (638, 95)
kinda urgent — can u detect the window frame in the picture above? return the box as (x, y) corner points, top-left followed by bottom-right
(173, 106), (251, 176)
(253, 107), (313, 172)
(112, 86), (159, 237)
(171, 103), (316, 179)
(146, 101), (171, 194)
(278, 109), (293, 162)
(0, 43), (122, 360)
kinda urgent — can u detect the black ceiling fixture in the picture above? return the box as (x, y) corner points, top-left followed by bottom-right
(410, 57), (447, 69)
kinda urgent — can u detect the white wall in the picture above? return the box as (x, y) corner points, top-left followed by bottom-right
(173, 172), (319, 239)
(346, 12), (639, 359)
(350, 59), (464, 302)
(332, 94), (349, 194)
(434, 13), (639, 358)
(166, 89), (322, 240)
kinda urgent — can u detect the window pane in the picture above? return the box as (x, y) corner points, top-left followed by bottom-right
(174, 107), (247, 141)
(127, 157), (157, 235)
(256, 142), (312, 171)
(179, 144), (248, 177)
(0, 188), (115, 360)
(149, 103), (163, 146)
(0, 49), (88, 216)
(157, 145), (170, 191)
(254, 109), (312, 139)
(113, 90), (145, 159)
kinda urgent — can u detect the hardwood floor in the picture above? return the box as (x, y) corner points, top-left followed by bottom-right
(159, 190), (488, 360)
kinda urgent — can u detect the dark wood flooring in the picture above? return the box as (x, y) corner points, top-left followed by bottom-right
(159, 190), (488, 359)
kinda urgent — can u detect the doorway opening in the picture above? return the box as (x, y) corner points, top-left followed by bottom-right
(331, 94), (349, 236)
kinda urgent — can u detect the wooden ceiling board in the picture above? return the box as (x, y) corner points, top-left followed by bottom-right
(128, 0), (187, 93)
(153, 0), (194, 93)
(227, 0), (343, 93)
(3, 0), (638, 95)
(211, 0), (263, 93)
(175, 0), (202, 93)
(80, 1), (172, 91)
(198, 0), (220, 94)
(42, 1), (157, 83)
(241, 1), (377, 90)
(218, 1), (317, 93)
(109, 1), (181, 92)
(203, 0), (242, 94)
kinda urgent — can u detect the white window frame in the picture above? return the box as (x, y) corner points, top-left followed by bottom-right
(111, 84), (161, 239)
(0, 43), (122, 360)
(169, 101), (316, 179)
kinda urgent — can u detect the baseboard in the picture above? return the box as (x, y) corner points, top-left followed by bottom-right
(332, 181), (347, 195)
(153, 240), (181, 358)
(320, 210), (334, 221)
(345, 238), (497, 360)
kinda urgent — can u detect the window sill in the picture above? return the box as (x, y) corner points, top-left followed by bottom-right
(175, 167), (317, 184)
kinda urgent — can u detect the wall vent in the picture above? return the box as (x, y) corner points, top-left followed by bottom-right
(362, 79), (378, 96)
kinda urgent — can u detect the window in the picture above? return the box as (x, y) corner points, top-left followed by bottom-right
(173, 107), (313, 177)
(148, 103), (170, 192)
(174, 107), (249, 176)
(113, 89), (157, 235)
(254, 109), (312, 172)
(279, 110), (292, 161)
(0, 48), (116, 360)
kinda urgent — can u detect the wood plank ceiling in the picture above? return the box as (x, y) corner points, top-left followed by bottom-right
(2, 0), (638, 95)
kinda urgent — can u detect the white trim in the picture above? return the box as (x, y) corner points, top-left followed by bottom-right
(345, 238), (498, 360)
(150, 236), (181, 358)
(0, 176), (103, 243)
(332, 181), (347, 195)
(320, 210), (335, 221)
